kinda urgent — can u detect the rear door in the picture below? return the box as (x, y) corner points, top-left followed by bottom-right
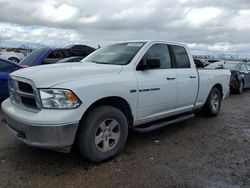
(169, 45), (199, 110)
(135, 43), (177, 122)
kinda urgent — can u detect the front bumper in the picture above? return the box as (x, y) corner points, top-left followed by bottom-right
(1, 99), (79, 153)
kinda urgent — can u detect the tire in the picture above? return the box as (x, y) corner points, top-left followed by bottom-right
(202, 87), (222, 117)
(236, 80), (244, 94)
(78, 105), (128, 162)
(8, 57), (20, 63)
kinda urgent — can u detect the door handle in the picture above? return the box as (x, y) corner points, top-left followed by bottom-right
(189, 75), (197, 79)
(166, 77), (176, 80)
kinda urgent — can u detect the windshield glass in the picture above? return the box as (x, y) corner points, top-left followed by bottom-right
(19, 47), (51, 66)
(206, 62), (238, 69)
(82, 42), (145, 65)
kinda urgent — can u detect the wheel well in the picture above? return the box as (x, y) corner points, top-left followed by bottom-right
(8, 57), (18, 60)
(213, 84), (223, 97)
(82, 97), (133, 127)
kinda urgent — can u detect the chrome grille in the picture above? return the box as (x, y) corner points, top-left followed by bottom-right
(9, 77), (40, 110)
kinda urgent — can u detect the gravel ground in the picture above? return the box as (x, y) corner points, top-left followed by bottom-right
(0, 91), (249, 188)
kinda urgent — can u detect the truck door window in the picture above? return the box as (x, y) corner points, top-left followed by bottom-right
(171, 45), (191, 68)
(140, 44), (172, 69)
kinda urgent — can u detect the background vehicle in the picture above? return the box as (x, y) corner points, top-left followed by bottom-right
(207, 59), (221, 64)
(65, 45), (96, 55)
(0, 51), (25, 63)
(19, 45), (95, 67)
(0, 58), (23, 99)
(194, 58), (209, 68)
(56, 56), (84, 63)
(206, 61), (250, 94)
(1, 41), (231, 162)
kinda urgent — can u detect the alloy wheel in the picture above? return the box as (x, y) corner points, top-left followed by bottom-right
(95, 119), (121, 152)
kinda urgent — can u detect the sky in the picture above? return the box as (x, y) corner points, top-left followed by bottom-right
(0, 0), (250, 56)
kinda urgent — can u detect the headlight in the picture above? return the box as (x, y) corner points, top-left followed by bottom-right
(39, 89), (81, 109)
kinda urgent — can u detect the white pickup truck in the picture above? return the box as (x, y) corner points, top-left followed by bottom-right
(1, 41), (231, 162)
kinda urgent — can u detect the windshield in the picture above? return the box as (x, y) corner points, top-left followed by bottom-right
(206, 62), (238, 69)
(82, 42), (145, 65)
(19, 47), (51, 66)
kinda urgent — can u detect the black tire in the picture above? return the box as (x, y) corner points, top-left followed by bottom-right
(236, 80), (244, 94)
(202, 87), (222, 117)
(8, 57), (20, 63)
(78, 105), (128, 162)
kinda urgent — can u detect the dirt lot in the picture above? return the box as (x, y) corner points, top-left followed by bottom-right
(0, 91), (250, 188)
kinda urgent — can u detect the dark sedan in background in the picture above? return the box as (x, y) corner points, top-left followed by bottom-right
(206, 61), (250, 94)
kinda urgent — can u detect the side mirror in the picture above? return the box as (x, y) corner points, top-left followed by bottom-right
(137, 58), (161, 70)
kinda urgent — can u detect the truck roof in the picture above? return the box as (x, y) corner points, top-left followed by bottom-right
(116, 40), (188, 47)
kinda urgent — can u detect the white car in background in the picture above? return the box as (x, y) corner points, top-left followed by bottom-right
(0, 51), (25, 63)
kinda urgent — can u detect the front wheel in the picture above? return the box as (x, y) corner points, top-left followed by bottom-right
(78, 106), (128, 162)
(202, 87), (222, 117)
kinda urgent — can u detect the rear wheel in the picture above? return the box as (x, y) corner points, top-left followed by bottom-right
(202, 87), (222, 117)
(78, 105), (128, 162)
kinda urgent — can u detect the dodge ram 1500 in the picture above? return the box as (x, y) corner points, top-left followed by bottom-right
(1, 40), (231, 162)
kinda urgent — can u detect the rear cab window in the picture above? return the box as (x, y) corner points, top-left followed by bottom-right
(170, 45), (191, 68)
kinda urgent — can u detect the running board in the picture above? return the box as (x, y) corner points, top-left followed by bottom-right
(132, 113), (195, 133)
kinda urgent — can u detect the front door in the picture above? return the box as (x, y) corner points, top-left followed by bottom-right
(135, 43), (177, 122)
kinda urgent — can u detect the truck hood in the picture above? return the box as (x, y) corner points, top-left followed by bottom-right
(10, 62), (122, 88)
